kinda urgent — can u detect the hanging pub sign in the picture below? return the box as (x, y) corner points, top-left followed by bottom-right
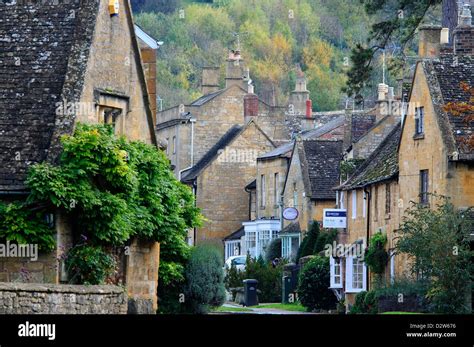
(283, 207), (299, 221)
(323, 209), (347, 228)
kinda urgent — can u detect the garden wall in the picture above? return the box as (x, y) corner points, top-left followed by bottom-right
(0, 282), (127, 314)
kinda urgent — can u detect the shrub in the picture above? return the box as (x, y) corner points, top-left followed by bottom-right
(184, 245), (226, 314)
(264, 237), (282, 263)
(224, 263), (246, 289)
(313, 228), (338, 254)
(296, 221), (320, 262)
(397, 197), (473, 313)
(65, 244), (116, 285)
(245, 255), (285, 303)
(365, 232), (389, 274)
(350, 291), (368, 314)
(364, 290), (379, 314)
(350, 279), (432, 314)
(297, 256), (337, 311)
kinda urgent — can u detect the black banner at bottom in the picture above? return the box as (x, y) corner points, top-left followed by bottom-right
(0, 314), (472, 346)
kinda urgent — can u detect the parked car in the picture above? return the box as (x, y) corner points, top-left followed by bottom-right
(224, 255), (247, 272)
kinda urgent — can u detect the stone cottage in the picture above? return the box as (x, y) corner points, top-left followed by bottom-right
(0, 0), (160, 313)
(332, 5), (474, 309)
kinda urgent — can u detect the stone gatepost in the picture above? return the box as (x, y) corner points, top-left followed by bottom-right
(125, 239), (160, 314)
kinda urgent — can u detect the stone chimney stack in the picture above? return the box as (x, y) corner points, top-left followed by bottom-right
(201, 67), (220, 95)
(418, 25), (443, 58)
(225, 50), (245, 88)
(289, 72), (310, 116)
(454, 4), (474, 55)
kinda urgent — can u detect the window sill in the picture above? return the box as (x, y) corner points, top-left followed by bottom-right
(413, 133), (425, 140)
(345, 288), (366, 294)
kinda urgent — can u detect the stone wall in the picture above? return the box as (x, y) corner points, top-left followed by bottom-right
(0, 283), (127, 314)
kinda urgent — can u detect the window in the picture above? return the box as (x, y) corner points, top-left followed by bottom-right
(330, 257), (343, 288)
(281, 235), (300, 260)
(385, 183), (391, 215)
(245, 231), (256, 258)
(420, 170), (429, 204)
(259, 230), (278, 256)
(274, 173), (279, 206)
(166, 138), (169, 155)
(172, 136), (176, 154)
(345, 256), (366, 293)
(282, 237), (290, 259)
(260, 175), (266, 208)
(415, 107), (424, 135)
(352, 190), (357, 219)
(340, 191), (345, 209)
(101, 107), (123, 134)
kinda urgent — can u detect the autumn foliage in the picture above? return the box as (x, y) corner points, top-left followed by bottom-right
(443, 82), (474, 151)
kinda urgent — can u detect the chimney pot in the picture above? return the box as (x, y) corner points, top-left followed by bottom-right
(440, 28), (450, 45)
(459, 4), (472, 27)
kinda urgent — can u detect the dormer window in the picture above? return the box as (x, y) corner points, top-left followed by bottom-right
(415, 106), (425, 136)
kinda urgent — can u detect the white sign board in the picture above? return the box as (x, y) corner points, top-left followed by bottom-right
(283, 207), (299, 221)
(323, 209), (347, 228)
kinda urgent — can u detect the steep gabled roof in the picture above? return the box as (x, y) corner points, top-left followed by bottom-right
(257, 115), (345, 161)
(298, 140), (343, 200)
(426, 54), (474, 160)
(190, 89), (227, 106)
(0, 0), (157, 192)
(338, 123), (401, 190)
(0, 0), (91, 192)
(181, 120), (275, 183)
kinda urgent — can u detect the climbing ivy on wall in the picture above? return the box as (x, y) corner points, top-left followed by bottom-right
(0, 123), (202, 283)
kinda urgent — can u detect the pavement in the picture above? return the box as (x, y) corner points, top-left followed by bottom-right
(216, 302), (315, 315)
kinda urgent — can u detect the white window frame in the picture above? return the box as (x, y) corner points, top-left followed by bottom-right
(390, 250), (395, 284)
(345, 256), (367, 293)
(351, 190), (357, 219)
(330, 257), (343, 289)
(245, 231), (256, 258)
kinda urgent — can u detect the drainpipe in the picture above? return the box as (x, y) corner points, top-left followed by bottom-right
(178, 117), (196, 181)
(364, 187), (371, 291)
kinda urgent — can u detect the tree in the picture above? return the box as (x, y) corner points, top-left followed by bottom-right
(10, 123), (202, 291)
(296, 221), (320, 262)
(184, 244), (226, 314)
(396, 196), (473, 313)
(297, 256), (338, 311)
(345, 0), (449, 96)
